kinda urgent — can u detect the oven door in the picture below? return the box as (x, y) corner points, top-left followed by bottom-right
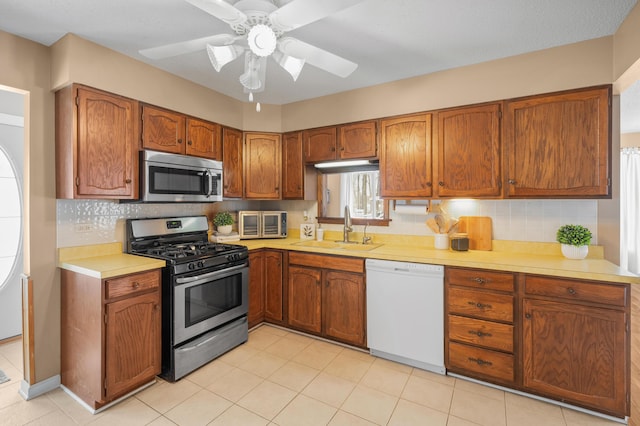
(173, 263), (248, 345)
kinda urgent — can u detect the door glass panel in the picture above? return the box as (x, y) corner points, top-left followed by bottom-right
(184, 274), (242, 327)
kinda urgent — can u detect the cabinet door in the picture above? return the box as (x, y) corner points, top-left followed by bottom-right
(436, 104), (501, 197)
(141, 104), (185, 154)
(282, 131), (304, 199)
(380, 114), (433, 197)
(338, 121), (377, 160)
(105, 291), (160, 399)
(504, 86), (611, 197)
(264, 250), (284, 322)
(288, 266), (322, 333)
(244, 133), (282, 199)
(248, 251), (265, 328)
(186, 118), (222, 160)
(75, 87), (138, 198)
(522, 299), (628, 416)
(222, 127), (243, 198)
(303, 127), (337, 163)
(323, 271), (366, 347)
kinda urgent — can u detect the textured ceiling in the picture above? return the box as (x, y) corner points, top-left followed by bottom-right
(0, 0), (637, 109)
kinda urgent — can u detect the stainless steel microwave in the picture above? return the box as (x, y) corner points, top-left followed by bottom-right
(140, 150), (223, 203)
(238, 211), (287, 239)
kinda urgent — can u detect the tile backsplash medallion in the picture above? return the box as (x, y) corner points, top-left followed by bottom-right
(56, 199), (598, 248)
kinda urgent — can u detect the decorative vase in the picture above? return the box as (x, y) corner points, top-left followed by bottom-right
(217, 225), (232, 235)
(561, 244), (588, 259)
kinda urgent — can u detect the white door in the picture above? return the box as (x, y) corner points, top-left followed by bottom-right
(0, 89), (24, 340)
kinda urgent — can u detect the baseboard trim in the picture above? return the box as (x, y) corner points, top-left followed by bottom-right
(19, 375), (60, 400)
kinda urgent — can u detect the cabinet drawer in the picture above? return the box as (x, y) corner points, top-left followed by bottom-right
(105, 270), (160, 300)
(288, 252), (364, 274)
(524, 275), (627, 307)
(448, 287), (514, 322)
(447, 267), (514, 292)
(448, 315), (514, 352)
(448, 341), (514, 383)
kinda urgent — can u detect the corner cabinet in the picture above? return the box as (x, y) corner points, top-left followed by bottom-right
(222, 127), (243, 198)
(141, 104), (222, 160)
(435, 103), (502, 197)
(302, 121), (377, 163)
(288, 252), (366, 347)
(56, 84), (139, 199)
(379, 113), (433, 198)
(244, 133), (282, 199)
(282, 131), (304, 199)
(522, 275), (629, 417)
(248, 249), (284, 328)
(61, 268), (161, 410)
(503, 86), (611, 198)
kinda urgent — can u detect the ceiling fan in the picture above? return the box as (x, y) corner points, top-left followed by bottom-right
(140, 0), (364, 105)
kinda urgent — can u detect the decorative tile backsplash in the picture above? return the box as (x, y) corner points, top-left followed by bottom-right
(56, 198), (598, 248)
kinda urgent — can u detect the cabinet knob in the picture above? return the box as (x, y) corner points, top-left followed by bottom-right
(471, 277), (486, 284)
(468, 330), (492, 338)
(438, 181), (444, 187)
(525, 313), (532, 319)
(508, 179), (517, 185)
(188, 140), (193, 145)
(178, 138), (183, 144)
(132, 282), (140, 289)
(567, 287), (576, 295)
(125, 179), (132, 184)
(468, 301), (492, 309)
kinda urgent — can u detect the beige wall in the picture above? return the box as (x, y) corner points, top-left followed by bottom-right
(622, 133), (640, 147)
(614, 2), (640, 83)
(0, 30), (58, 382)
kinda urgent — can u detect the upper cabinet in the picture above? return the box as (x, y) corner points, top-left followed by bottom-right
(435, 103), (502, 198)
(141, 104), (221, 160)
(503, 86), (611, 198)
(56, 84), (139, 199)
(303, 121), (378, 163)
(222, 127), (243, 198)
(244, 133), (282, 199)
(282, 131), (304, 199)
(379, 113), (433, 198)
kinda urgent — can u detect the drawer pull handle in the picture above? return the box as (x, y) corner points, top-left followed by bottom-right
(468, 301), (492, 309)
(525, 313), (532, 319)
(469, 330), (492, 338)
(567, 287), (576, 295)
(471, 277), (486, 284)
(468, 357), (493, 367)
(132, 282), (140, 289)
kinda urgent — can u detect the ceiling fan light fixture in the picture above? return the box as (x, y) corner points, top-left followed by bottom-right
(272, 50), (305, 81)
(247, 24), (277, 57)
(239, 53), (263, 90)
(206, 44), (244, 72)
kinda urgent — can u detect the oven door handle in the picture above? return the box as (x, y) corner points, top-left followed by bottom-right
(175, 264), (247, 285)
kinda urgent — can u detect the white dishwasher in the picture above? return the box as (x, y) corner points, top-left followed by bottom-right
(366, 258), (445, 374)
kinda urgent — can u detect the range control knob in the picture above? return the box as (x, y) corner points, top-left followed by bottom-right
(188, 263), (196, 270)
(197, 261), (205, 268)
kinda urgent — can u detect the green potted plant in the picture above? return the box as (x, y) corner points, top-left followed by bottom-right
(213, 211), (234, 234)
(556, 224), (592, 259)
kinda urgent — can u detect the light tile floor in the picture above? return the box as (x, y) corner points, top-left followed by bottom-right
(0, 325), (625, 425)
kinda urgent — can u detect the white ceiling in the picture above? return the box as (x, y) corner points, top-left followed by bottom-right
(1, 0), (638, 107)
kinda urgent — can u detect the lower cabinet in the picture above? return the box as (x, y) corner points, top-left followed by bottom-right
(288, 252), (366, 347)
(248, 249), (284, 328)
(445, 267), (630, 419)
(61, 268), (161, 410)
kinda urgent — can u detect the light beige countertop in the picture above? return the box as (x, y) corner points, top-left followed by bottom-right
(58, 242), (166, 279)
(236, 230), (640, 285)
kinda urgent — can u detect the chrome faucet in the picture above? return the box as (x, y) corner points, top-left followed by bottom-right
(362, 222), (372, 245)
(343, 205), (353, 242)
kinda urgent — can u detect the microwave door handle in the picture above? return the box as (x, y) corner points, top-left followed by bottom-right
(205, 170), (213, 198)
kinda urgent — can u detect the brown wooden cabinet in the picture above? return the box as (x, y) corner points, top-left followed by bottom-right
(61, 268), (161, 409)
(248, 249), (285, 328)
(282, 131), (304, 199)
(522, 275), (629, 417)
(303, 121), (377, 164)
(445, 267), (516, 386)
(141, 104), (222, 160)
(435, 103), (502, 197)
(503, 86), (611, 198)
(222, 127), (243, 198)
(244, 133), (282, 199)
(379, 113), (433, 198)
(288, 252), (366, 347)
(248, 251), (265, 328)
(56, 84), (138, 199)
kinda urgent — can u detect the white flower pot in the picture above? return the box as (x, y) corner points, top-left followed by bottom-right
(561, 244), (588, 259)
(217, 225), (232, 235)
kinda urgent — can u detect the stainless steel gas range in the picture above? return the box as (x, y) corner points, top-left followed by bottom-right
(126, 216), (249, 382)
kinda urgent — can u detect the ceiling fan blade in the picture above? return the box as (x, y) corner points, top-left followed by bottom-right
(269, 0), (365, 32)
(183, 0), (247, 26)
(140, 34), (240, 60)
(278, 37), (357, 78)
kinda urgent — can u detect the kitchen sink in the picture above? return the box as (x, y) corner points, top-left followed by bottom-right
(292, 240), (383, 251)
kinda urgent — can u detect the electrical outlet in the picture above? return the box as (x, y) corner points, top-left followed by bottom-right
(74, 223), (93, 233)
